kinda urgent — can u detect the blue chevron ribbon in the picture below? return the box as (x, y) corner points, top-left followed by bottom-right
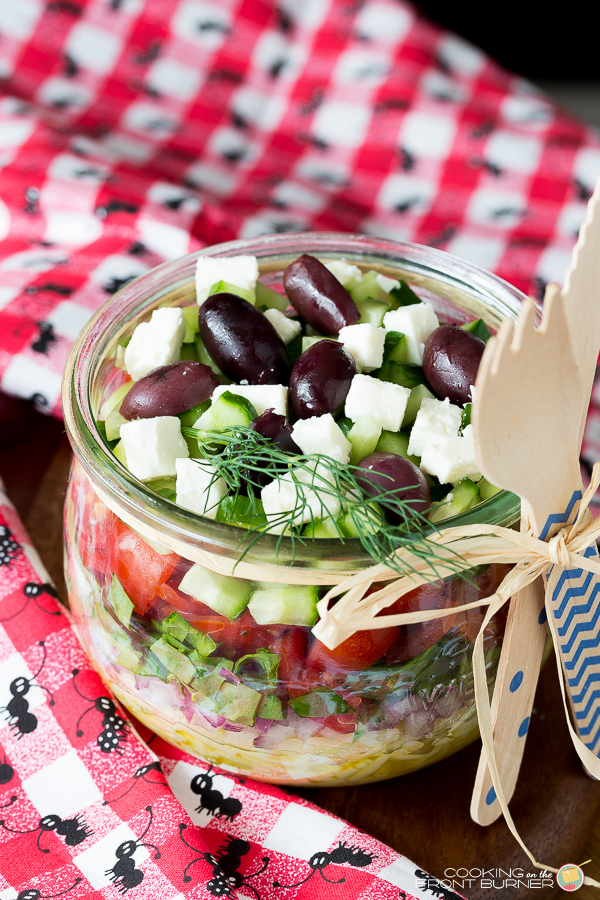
(547, 492), (600, 755)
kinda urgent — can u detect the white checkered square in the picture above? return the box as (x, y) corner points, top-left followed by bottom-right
(46, 301), (94, 340)
(312, 101), (371, 149)
(400, 110), (457, 160)
(466, 188), (527, 229)
(485, 129), (543, 174)
(23, 749), (102, 818)
(262, 804), (345, 860)
(171, 0), (231, 50)
(354, 1), (412, 42)
(146, 58), (203, 101)
(437, 33), (485, 77)
(376, 172), (435, 215)
(447, 232), (506, 271)
(1, 355), (63, 410)
(65, 22), (123, 75)
(74, 822), (148, 889)
(0, 0), (42, 40)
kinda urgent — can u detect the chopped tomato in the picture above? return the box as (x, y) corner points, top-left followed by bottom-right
(382, 580), (456, 664)
(453, 564), (510, 647)
(303, 626), (400, 682)
(107, 521), (178, 617)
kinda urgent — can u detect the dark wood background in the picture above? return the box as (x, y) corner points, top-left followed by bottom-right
(2, 391), (600, 899)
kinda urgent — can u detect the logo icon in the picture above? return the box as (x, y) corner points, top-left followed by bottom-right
(557, 864), (585, 891)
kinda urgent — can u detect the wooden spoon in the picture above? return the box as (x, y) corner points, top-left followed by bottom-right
(471, 180), (600, 825)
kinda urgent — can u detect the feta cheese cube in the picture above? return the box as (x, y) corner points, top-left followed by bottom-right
(383, 302), (439, 364)
(324, 259), (363, 285)
(120, 416), (189, 480)
(195, 254), (259, 305)
(344, 374), (410, 433)
(261, 464), (341, 533)
(175, 457), (227, 519)
(420, 425), (481, 484)
(291, 413), (351, 463)
(408, 397), (462, 457)
(211, 383), (288, 417)
(375, 273), (400, 293)
(124, 307), (186, 381)
(339, 323), (386, 372)
(263, 308), (302, 344)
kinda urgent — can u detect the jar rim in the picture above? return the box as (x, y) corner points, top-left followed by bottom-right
(62, 232), (523, 574)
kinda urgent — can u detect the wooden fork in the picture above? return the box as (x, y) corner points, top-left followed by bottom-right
(471, 179), (600, 825)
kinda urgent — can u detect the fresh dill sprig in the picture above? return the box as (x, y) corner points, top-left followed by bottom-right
(182, 425), (466, 579)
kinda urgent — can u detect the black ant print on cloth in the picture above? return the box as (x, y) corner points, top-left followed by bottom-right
(190, 766), (242, 821)
(179, 827), (269, 897)
(0, 526), (19, 568)
(106, 805), (160, 894)
(104, 762), (167, 805)
(72, 667), (129, 753)
(0, 812), (93, 852)
(2, 641), (54, 738)
(15, 878), (82, 900)
(0, 582), (60, 623)
(272, 841), (376, 890)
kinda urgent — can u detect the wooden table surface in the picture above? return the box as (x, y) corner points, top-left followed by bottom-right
(2, 391), (600, 900)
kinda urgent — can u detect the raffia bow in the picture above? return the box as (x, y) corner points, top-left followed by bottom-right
(312, 461), (600, 886)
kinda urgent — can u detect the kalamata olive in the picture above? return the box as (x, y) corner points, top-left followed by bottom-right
(252, 410), (301, 455)
(199, 292), (290, 385)
(356, 452), (431, 522)
(422, 325), (485, 405)
(245, 410), (301, 489)
(119, 361), (219, 420)
(289, 340), (356, 419)
(283, 254), (360, 337)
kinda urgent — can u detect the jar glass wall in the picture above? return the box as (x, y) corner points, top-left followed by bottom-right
(62, 234), (524, 786)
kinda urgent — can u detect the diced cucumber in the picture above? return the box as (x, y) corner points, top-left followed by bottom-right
(461, 318), (491, 342)
(99, 380), (134, 420)
(217, 495), (267, 529)
(179, 343), (199, 361)
(105, 409), (127, 442)
(479, 477), (501, 500)
(193, 334), (230, 380)
(336, 416), (353, 437)
(112, 440), (128, 466)
(301, 335), (331, 353)
(378, 361), (426, 390)
(195, 391), (258, 436)
(209, 280), (255, 305)
(114, 345), (127, 371)
(182, 304), (200, 342)
(249, 585), (319, 626)
(402, 384), (436, 428)
(388, 280), (421, 309)
(179, 563), (253, 620)
(460, 403), (472, 432)
(179, 401), (211, 428)
(148, 475), (177, 501)
(255, 281), (288, 312)
(107, 575), (134, 627)
(340, 502), (384, 537)
(375, 430), (420, 467)
(429, 477), (481, 522)
(356, 297), (390, 327)
(381, 331), (409, 365)
(302, 515), (343, 539)
(347, 416), (382, 465)
(347, 270), (384, 304)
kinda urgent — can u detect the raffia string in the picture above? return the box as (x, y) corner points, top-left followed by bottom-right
(313, 462), (600, 887)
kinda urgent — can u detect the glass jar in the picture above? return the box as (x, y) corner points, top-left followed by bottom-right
(62, 234), (524, 787)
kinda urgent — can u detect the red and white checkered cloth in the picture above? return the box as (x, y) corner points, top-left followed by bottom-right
(1, 0), (600, 463)
(0, 477), (460, 900)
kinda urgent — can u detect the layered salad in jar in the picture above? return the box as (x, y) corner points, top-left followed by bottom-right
(64, 247), (511, 786)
